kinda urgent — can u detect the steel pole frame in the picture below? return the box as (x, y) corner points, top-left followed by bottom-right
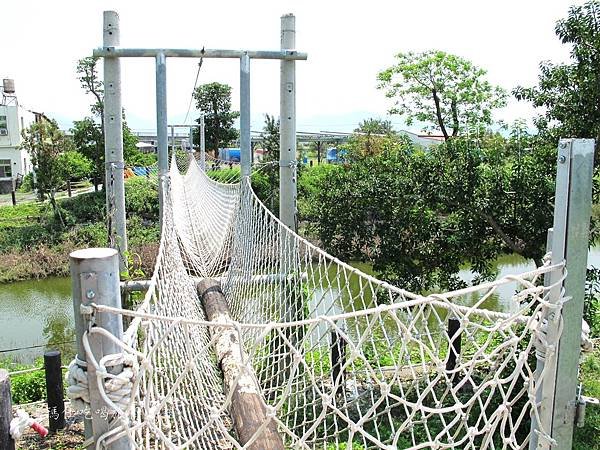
(534, 139), (595, 450)
(240, 53), (251, 179)
(200, 114), (206, 170)
(95, 8), (306, 230)
(93, 48), (307, 60)
(279, 14), (297, 232)
(103, 11), (127, 271)
(156, 52), (168, 225)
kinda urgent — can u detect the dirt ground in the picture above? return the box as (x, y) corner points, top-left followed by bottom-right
(12, 402), (85, 450)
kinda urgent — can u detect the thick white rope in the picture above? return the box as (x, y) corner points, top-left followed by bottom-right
(70, 156), (569, 449)
(65, 346), (139, 414)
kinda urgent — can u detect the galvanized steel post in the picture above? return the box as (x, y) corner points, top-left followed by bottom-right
(70, 247), (131, 449)
(103, 11), (127, 270)
(535, 139), (594, 449)
(155, 52), (168, 222)
(279, 14), (297, 232)
(550, 139), (594, 448)
(240, 53), (251, 179)
(200, 114), (206, 170)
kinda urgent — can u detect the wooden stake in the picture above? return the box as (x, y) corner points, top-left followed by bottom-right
(44, 351), (65, 431)
(197, 279), (284, 450)
(0, 369), (15, 450)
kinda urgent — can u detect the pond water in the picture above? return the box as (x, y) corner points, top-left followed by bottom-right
(0, 277), (75, 364)
(2, 247), (600, 364)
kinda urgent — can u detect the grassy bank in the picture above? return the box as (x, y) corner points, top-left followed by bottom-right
(0, 177), (159, 283)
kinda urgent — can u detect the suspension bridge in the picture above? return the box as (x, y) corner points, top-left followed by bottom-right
(11, 10), (595, 450)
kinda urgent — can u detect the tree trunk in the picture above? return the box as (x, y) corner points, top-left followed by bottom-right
(432, 88), (449, 140)
(451, 99), (459, 137)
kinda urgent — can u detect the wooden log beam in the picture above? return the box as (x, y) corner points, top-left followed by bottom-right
(197, 279), (284, 450)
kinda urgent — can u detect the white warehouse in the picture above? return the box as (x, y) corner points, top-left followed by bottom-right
(0, 79), (35, 194)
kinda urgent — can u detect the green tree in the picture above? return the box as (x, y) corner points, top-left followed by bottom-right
(21, 119), (72, 224)
(350, 118), (397, 156)
(311, 127), (556, 292)
(377, 51), (507, 140)
(77, 56), (104, 119)
(355, 118), (394, 135)
(71, 117), (103, 187)
(514, 1), (600, 149)
(74, 56), (142, 187)
(261, 114), (280, 162)
(193, 82), (240, 156)
(56, 150), (93, 181)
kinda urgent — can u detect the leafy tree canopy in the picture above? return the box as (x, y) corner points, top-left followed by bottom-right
(74, 57), (143, 186)
(56, 150), (93, 181)
(261, 114), (280, 162)
(377, 51), (507, 140)
(21, 119), (74, 225)
(354, 118), (394, 135)
(348, 118), (398, 156)
(514, 1), (600, 149)
(310, 125), (557, 292)
(193, 82), (240, 154)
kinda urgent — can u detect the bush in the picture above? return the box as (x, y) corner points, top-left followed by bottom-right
(125, 177), (159, 220)
(298, 164), (342, 221)
(10, 370), (46, 404)
(206, 168), (276, 206)
(127, 151), (157, 167)
(57, 190), (105, 226)
(0, 359), (47, 404)
(64, 222), (107, 247)
(128, 215), (160, 247)
(17, 173), (34, 193)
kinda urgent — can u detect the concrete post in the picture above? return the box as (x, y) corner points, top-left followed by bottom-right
(103, 11), (127, 271)
(279, 14), (297, 232)
(170, 125), (175, 153)
(240, 53), (251, 179)
(70, 248), (131, 449)
(155, 52), (168, 223)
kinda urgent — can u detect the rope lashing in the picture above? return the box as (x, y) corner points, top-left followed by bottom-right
(66, 350), (138, 413)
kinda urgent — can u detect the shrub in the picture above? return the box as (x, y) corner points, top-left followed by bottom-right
(17, 173), (34, 193)
(57, 191), (105, 225)
(125, 177), (159, 220)
(10, 369), (46, 404)
(127, 151), (157, 167)
(0, 359), (47, 404)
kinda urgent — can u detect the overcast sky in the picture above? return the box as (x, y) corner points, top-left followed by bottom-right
(1, 0), (584, 134)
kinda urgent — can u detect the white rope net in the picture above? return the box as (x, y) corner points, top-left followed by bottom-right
(79, 158), (567, 449)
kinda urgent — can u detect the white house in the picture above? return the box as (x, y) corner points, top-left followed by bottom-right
(0, 79), (35, 194)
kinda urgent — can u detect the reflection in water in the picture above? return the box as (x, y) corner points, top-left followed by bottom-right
(0, 277), (74, 364)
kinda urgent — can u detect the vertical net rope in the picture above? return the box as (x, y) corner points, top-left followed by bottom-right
(81, 157), (567, 449)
